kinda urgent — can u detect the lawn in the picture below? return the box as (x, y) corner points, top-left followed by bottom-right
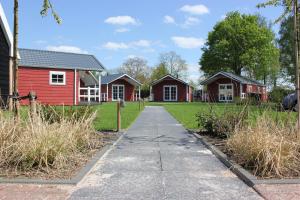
(147, 102), (297, 130)
(93, 102), (144, 131)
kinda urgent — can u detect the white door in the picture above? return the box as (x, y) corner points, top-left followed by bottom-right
(112, 85), (125, 101)
(219, 84), (233, 102)
(164, 85), (177, 101)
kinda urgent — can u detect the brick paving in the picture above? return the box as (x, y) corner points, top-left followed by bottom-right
(0, 184), (71, 200)
(254, 184), (300, 200)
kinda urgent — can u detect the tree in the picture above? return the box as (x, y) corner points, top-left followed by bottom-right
(119, 57), (151, 98)
(150, 63), (169, 81)
(119, 57), (150, 84)
(199, 11), (279, 82)
(12, 0), (61, 117)
(278, 16), (295, 83)
(159, 51), (187, 79)
(257, 0), (300, 132)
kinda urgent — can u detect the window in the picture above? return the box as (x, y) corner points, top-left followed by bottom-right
(164, 85), (177, 101)
(219, 84), (233, 102)
(49, 71), (66, 85)
(248, 85), (252, 92)
(112, 85), (125, 101)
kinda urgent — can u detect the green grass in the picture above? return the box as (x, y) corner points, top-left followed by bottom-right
(147, 102), (297, 130)
(93, 102), (144, 131)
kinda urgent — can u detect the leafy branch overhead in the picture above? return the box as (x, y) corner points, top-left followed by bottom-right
(40, 0), (62, 24)
(257, 0), (293, 23)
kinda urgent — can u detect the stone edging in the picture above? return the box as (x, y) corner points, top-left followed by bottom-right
(0, 132), (125, 185)
(190, 131), (300, 186)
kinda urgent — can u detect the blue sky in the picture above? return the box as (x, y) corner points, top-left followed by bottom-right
(1, 0), (283, 82)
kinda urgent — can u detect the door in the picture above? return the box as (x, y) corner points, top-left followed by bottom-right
(112, 85), (125, 101)
(219, 84), (233, 102)
(164, 85), (177, 101)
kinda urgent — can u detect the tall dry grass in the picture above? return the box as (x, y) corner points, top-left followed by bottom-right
(227, 114), (300, 178)
(0, 107), (103, 177)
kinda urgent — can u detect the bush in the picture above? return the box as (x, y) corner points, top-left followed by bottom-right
(196, 106), (248, 138)
(227, 114), (300, 178)
(0, 107), (103, 177)
(269, 86), (294, 103)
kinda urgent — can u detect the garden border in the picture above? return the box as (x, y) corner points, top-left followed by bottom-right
(0, 132), (125, 185)
(190, 131), (300, 187)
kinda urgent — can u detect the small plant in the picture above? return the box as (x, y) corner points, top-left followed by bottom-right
(196, 106), (248, 138)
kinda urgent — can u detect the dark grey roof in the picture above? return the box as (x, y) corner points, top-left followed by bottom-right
(200, 71), (265, 86)
(101, 73), (141, 85)
(18, 48), (105, 71)
(150, 74), (189, 86)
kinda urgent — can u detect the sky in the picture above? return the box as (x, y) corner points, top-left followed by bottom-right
(1, 0), (283, 83)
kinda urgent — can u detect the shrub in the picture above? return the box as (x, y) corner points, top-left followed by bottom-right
(196, 106), (248, 138)
(0, 107), (103, 177)
(227, 114), (300, 178)
(269, 86), (294, 104)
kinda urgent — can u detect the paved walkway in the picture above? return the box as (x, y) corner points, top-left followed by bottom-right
(69, 106), (261, 200)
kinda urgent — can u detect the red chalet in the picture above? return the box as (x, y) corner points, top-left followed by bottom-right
(150, 74), (193, 102)
(18, 48), (105, 105)
(200, 71), (267, 102)
(101, 73), (141, 102)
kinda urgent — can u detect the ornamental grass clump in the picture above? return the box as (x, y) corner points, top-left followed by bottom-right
(0, 107), (103, 177)
(227, 114), (300, 178)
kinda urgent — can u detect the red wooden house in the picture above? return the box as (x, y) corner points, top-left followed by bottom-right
(150, 74), (193, 102)
(101, 73), (141, 102)
(18, 48), (105, 105)
(200, 71), (267, 102)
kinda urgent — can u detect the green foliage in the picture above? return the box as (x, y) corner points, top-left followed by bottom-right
(269, 86), (294, 103)
(200, 11), (280, 83)
(196, 107), (248, 138)
(278, 16), (295, 84)
(40, 0), (62, 24)
(151, 63), (169, 81)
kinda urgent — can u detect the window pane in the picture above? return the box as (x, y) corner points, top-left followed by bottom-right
(220, 85), (225, 90)
(227, 85), (232, 89)
(118, 86), (124, 99)
(164, 87), (170, 100)
(171, 87), (176, 100)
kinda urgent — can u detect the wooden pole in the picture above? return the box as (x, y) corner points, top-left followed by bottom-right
(13, 0), (20, 119)
(29, 91), (37, 119)
(294, 0), (300, 134)
(117, 101), (121, 131)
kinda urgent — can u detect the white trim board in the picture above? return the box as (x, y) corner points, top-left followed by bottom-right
(49, 71), (66, 85)
(111, 84), (125, 101)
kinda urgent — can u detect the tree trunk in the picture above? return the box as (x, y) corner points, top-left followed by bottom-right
(294, 0), (300, 134)
(13, 0), (20, 118)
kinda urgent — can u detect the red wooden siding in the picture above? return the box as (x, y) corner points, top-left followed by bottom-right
(18, 66), (77, 105)
(152, 78), (188, 102)
(206, 75), (267, 102)
(101, 79), (135, 101)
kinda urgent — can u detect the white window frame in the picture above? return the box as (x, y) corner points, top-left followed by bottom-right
(163, 85), (177, 101)
(219, 83), (233, 102)
(49, 71), (66, 85)
(248, 85), (252, 92)
(112, 84), (125, 101)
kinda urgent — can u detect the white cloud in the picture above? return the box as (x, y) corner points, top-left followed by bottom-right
(115, 28), (130, 33)
(131, 40), (151, 47)
(102, 40), (152, 50)
(163, 15), (176, 24)
(221, 15), (227, 20)
(46, 45), (88, 54)
(171, 36), (204, 49)
(104, 16), (138, 25)
(183, 17), (200, 26)
(180, 4), (209, 15)
(102, 42), (129, 50)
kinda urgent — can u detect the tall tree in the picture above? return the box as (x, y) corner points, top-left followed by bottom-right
(150, 63), (169, 81)
(278, 16), (295, 83)
(159, 51), (187, 79)
(257, 0), (300, 131)
(12, 0), (61, 116)
(199, 11), (279, 82)
(118, 57), (151, 84)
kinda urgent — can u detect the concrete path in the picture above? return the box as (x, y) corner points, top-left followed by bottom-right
(69, 106), (261, 200)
